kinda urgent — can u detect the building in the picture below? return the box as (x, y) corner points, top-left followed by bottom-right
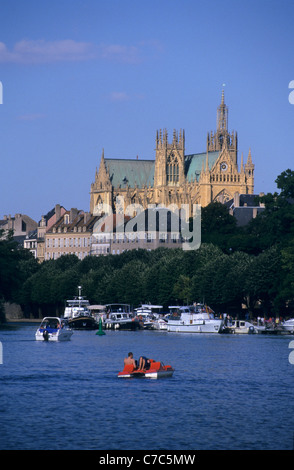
(90, 90), (255, 216)
(226, 193), (265, 226)
(45, 209), (101, 260)
(0, 213), (37, 245)
(24, 205), (67, 261)
(108, 208), (184, 254)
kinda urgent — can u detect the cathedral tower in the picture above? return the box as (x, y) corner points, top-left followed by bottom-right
(207, 89), (238, 167)
(154, 129), (185, 204)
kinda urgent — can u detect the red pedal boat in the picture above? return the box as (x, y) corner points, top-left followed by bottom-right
(118, 360), (174, 379)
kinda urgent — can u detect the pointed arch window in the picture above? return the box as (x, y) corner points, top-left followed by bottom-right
(166, 153), (179, 184)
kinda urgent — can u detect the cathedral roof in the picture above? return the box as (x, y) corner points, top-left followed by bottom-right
(103, 151), (220, 188)
(184, 151), (220, 181)
(105, 158), (154, 188)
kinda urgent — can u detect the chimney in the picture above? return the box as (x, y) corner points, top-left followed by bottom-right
(55, 204), (61, 222)
(84, 212), (91, 224)
(70, 208), (79, 223)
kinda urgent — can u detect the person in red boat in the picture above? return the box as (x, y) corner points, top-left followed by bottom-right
(138, 356), (151, 371)
(124, 352), (136, 368)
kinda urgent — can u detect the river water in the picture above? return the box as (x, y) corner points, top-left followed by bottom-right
(0, 322), (293, 450)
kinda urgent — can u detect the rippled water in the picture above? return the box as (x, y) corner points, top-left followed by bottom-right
(0, 323), (293, 450)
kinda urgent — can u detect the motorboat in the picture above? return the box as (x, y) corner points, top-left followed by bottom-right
(35, 317), (73, 341)
(88, 304), (107, 323)
(221, 317), (256, 334)
(167, 304), (223, 333)
(64, 286), (99, 330)
(135, 304), (165, 330)
(153, 318), (168, 330)
(105, 304), (140, 330)
(135, 306), (154, 329)
(118, 360), (174, 379)
(282, 318), (294, 334)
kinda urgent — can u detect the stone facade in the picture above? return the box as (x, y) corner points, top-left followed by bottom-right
(90, 91), (254, 216)
(45, 209), (100, 260)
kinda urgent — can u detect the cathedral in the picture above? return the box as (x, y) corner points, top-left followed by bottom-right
(90, 91), (254, 216)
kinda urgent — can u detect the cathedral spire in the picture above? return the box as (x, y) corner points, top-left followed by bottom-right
(217, 88), (228, 132)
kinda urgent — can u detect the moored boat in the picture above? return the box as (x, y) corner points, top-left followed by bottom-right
(135, 306), (154, 329)
(35, 317), (73, 341)
(105, 304), (140, 330)
(221, 319), (256, 334)
(282, 318), (294, 334)
(64, 286), (99, 330)
(167, 304), (223, 333)
(153, 318), (168, 330)
(118, 360), (174, 379)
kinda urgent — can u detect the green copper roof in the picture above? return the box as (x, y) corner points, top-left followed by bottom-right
(105, 158), (155, 188)
(185, 151), (220, 182)
(104, 151), (220, 188)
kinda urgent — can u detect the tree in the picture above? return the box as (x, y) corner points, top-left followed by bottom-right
(173, 275), (192, 305)
(276, 168), (294, 199)
(201, 202), (241, 252)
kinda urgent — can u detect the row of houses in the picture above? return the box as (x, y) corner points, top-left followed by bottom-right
(22, 204), (186, 261)
(1, 193), (265, 262)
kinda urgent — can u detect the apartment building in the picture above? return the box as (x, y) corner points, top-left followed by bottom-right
(45, 208), (101, 260)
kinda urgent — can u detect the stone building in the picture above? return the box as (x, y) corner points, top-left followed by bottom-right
(45, 208), (100, 260)
(0, 213), (37, 239)
(90, 90), (255, 216)
(24, 205), (67, 261)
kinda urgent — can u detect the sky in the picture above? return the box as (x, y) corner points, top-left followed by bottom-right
(1, 0), (294, 222)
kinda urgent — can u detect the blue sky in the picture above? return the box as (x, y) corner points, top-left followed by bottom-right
(1, 0), (294, 222)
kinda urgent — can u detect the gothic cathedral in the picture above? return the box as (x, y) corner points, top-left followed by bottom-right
(90, 90), (254, 215)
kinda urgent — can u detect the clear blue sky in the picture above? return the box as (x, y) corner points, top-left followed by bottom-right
(1, 0), (294, 222)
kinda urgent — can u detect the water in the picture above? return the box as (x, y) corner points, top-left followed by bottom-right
(0, 323), (294, 450)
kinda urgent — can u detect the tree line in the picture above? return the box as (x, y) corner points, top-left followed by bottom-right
(1, 169), (294, 321)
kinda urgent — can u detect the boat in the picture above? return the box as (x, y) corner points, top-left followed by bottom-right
(282, 318), (294, 334)
(104, 304), (140, 330)
(153, 318), (168, 330)
(64, 286), (99, 330)
(35, 317), (73, 341)
(221, 318), (256, 334)
(135, 306), (154, 329)
(135, 304), (167, 330)
(167, 304), (223, 333)
(118, 359), (174, 379)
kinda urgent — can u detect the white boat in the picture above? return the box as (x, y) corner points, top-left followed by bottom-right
(64, 286), (99, 330)
(221, 319), (256, 334)
(135, 306), (154, 329)
(282, 318), (294, 334)
(35, 317), (73, 341)
(135, 304), (165, 330)
(167, 304), (223, 333)
(153, 318), (168, 330)
(105, 304), (140, 330)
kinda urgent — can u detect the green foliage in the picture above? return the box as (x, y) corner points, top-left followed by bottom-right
(2, 169), (294, 320)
